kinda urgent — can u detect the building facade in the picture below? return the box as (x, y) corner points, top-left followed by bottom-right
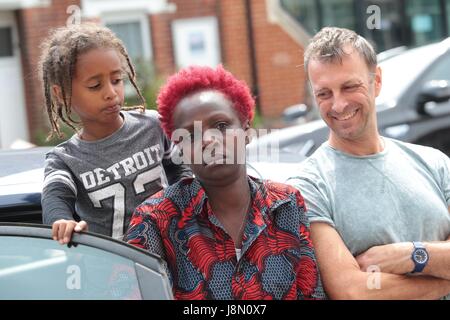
(0, 0), (310, 147)
(281, 0), (450, 52)
(1, 0), (449, 148)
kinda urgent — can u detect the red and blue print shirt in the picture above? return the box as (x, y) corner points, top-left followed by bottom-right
(125, 176), (325, 300)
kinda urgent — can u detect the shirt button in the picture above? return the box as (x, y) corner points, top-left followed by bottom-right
(235, 275), (240, 282)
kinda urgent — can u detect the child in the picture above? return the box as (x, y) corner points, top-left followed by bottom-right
(39, 23), (190, 243)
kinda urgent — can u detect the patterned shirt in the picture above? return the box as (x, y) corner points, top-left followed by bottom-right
(125, 176), (325, 300)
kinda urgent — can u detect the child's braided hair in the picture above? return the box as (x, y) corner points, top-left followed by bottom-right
(39, 23), (146, 139)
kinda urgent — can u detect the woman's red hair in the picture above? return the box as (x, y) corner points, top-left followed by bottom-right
(157, 65), (255, 138)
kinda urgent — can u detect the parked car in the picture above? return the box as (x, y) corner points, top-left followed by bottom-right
(0, 223), (173, 299)
(0, 148), (173, 299)
(0, 147), (49, 223)
(249, 38), (450, 158)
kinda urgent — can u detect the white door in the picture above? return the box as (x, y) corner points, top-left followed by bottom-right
(172, 16), (221, 69)
(0, 11), (28, 149)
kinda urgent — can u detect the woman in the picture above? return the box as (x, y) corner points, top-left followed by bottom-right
(124, 65), (325, 300)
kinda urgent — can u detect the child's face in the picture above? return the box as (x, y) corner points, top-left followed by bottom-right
(70, 48), (125, 125)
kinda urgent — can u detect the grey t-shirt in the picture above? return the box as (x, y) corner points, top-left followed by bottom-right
(42, 110), (191, 239)
(288, 138), (450, 256)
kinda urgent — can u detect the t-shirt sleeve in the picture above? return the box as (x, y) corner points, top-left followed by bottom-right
(286, 167), (335, 227)
(437, 151), (450, 207)
(41, 151), (77, 224)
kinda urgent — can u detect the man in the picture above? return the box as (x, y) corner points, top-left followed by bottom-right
(288, 27), (450, 299)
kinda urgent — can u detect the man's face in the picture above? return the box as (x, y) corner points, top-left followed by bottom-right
(308, 47), (382, 142)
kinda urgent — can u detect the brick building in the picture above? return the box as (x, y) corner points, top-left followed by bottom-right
(0, 0), (308, 148)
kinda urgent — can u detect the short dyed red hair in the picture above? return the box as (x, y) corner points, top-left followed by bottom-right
(157, 65), (255, 138)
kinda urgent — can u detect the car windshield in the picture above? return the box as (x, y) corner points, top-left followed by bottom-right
(376, 41), (447, 109)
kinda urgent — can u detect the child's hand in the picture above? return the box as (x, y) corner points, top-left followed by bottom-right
(52, 220), (88, 245)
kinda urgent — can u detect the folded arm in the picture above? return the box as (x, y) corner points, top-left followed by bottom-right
(311, 222), (450, 300)
(356, 207), (450, 280)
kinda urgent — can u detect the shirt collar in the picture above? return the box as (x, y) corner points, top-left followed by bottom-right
(188, 176), (293, 220)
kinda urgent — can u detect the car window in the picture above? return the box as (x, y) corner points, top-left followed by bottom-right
(0, 236), (143, 299)
(422, 52), (450, 82)
(376, 42), (444, 108)
(418, 52), (450, 117)
(0, 224), (173, 300)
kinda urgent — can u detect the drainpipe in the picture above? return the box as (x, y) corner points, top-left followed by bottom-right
(245, 0), (261, 114)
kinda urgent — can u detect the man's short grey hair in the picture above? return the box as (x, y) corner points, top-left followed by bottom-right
(304, 27), (377, 76)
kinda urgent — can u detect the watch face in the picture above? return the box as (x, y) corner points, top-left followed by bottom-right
(414, 249), (428, 264)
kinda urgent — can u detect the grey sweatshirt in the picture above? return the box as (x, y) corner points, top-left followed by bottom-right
(42, 110), (191, 239)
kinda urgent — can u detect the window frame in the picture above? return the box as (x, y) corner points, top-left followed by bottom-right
(101, 11), (153, 62)
(0, 222), (173, 300)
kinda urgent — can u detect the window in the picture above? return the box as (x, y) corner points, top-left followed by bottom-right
(280, 0), (319, 34)
(0, 225), (172, 299)
(280, 0), (355, 33)
(321, 0), (356, 31)
(406, 0), (444, 46)
(102, 13), (153, 97)
(423, 52), (450, 81)
(0, 27), (13, 58)
(447, 0), (450, 35)
(106, 21), (145, 61)
(0, 236), (142, 299)
(279, 0), (449, 52)
(102, 11), (152, 63)
(362, 0), (403, 52)
(172, 17), (221, 69)
(420, 52), (450, 116)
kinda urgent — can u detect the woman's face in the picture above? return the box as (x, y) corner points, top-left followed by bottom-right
(172, 90), (249, 185)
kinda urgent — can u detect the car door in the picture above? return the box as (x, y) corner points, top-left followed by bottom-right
(410, 51), (450, 154)
(0, 223), (173, 300)
(380, 50), (450, 155)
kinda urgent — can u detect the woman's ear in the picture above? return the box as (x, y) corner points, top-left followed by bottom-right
(243, 120), (252, 145)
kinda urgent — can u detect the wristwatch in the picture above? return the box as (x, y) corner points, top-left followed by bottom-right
(411, 241), (429, 273)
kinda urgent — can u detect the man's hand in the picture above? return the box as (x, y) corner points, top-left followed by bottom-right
(52, 219), (88, 245)
(356, 242), (415, 274)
